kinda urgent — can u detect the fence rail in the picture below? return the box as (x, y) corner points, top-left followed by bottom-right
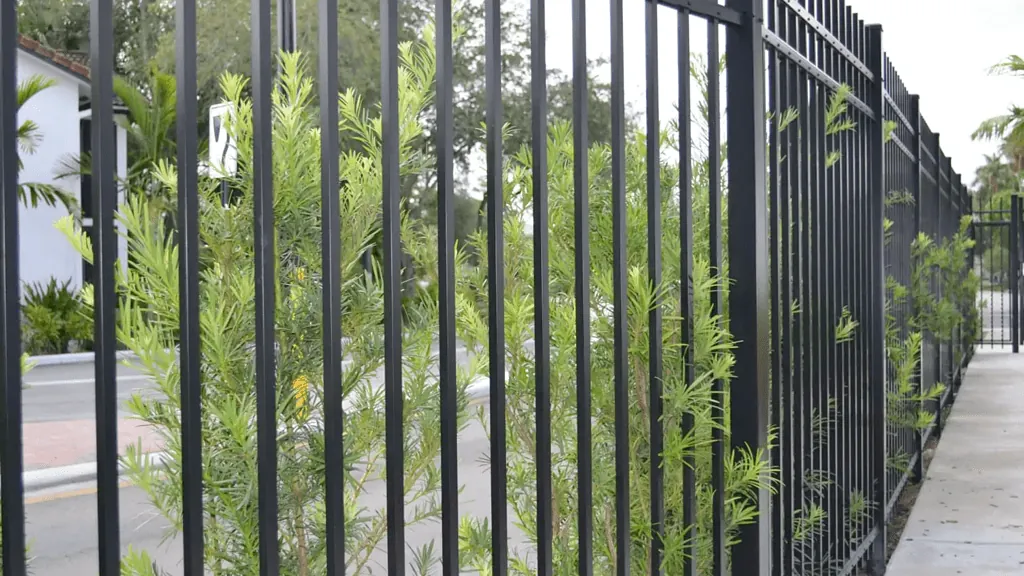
(1, 0), (983, 574)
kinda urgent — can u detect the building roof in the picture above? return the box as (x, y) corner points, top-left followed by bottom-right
(17, 35), (91, 83)
(18, 35), (129, 115)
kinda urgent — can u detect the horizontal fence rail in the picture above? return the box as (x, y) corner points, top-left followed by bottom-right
(0, 0), (992, 575)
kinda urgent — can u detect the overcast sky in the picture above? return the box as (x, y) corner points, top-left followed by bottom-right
(537, 0), (1022, 186)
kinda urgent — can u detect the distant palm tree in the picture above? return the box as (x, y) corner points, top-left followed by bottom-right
(17, 74), (77, 210)
(973, 55), (1024, 169)
(974, 153), (1017, 207)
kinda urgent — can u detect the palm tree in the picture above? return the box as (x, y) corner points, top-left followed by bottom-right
(17, 75), (77, 210)
(973, 55), (1024, 168)
(974, 153), (1017, 206)
(59, 66), (177, 201)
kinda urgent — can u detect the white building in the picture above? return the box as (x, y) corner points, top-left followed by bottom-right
(16, 35), (127, 293)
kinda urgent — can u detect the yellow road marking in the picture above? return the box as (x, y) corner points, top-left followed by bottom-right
(25, 480), (133, 505)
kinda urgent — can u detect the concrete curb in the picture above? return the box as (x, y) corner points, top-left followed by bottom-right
(23, 451), (169, 494)
(27, 350), (139, 367)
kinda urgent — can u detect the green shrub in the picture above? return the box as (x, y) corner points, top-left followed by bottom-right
(21, 277), (92, 355)
(62, 36), (474, 574)
(453, 87), (772, 575)
(58, 33), (774, 575)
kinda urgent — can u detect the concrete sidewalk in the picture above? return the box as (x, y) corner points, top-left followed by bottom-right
(888, 349), (1024, 575)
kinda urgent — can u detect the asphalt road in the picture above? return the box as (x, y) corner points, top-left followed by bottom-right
(26, 418), (530, 575)
(22, 361), (158, 423)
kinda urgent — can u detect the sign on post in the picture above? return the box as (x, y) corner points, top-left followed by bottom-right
(208, 102), (237, 179)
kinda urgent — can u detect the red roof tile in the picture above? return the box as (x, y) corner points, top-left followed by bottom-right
(17, 35), (91, 82)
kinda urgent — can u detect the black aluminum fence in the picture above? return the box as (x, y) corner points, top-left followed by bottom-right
(0, 0), (982, 575)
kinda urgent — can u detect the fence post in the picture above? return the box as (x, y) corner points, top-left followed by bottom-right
(968, 189), (976, 364)
(725, 0), (770, 572)
(910, 95), (924, 483)
(1011, 195), (1020, 353)
(866, 23), (888, 575)
(0, 1), (30, 572)
(933, 135), (944, 438)
(1019, 198), (1023, 350)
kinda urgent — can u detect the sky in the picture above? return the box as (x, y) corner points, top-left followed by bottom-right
(850, 0), (1023, 180)
(460, 0), (1022, 203)
(537, 0), (1023, 185)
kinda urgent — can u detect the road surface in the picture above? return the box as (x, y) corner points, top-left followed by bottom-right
(26, 417), (530, 575)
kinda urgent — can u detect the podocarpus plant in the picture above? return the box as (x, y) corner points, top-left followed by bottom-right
(453, 97), (774, 572)
(60, 32), (780, 576)
(880, 212), (978, 474)
(61, 36), (481, 574)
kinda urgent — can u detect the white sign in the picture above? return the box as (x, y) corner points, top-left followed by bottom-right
(208, 102), (237, 179)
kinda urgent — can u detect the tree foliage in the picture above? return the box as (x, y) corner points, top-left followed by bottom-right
(973, 54), (1024, 168)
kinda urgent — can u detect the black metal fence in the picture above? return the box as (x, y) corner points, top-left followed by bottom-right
(974, 193), (1023, 350)
(0, 0), (984, 575)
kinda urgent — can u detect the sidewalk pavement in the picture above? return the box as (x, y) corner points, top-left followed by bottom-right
(887, 349), (1024, 575)
(24, 417), (162, 471)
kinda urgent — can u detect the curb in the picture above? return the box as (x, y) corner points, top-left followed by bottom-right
(27, 350), (139, 368)
(23, 451), (169, 494)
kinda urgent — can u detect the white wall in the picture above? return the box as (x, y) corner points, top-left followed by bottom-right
(16, 53), (129, 297)
(16, 53), (83, 293)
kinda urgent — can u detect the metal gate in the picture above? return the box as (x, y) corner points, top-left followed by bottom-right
(974, 194), (1022, 350)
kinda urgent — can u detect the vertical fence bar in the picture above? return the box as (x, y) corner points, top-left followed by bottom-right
(175, 0), (205, 570)
(90, 0), (122, 568)
(810, 2), (826, 564)
(677, 13), (698, 576)
(610, 0), (630, 568)
(797, 6), (813, 571)
(485, 0), (508, 568)
(251, 0), (279, 569)
(822, 0), (838, 559)
(645, 1), (665, 572)
(727, 0), (771, 571)
(318, 0), (345, 567)
(838, 3), (853, 561)
(847, 17), (864, 545)
(435, 0), (459, 567)
(1012, 195), (1020, 353)
(910, 95), (924, 483)
(706, 19), (727, 576)
(1019, 195), (1023, 349)
(381, 0), (406, 565)
(866, 23), (888, 574)
(278, 0), (296, 52)
(785, 5), (804, 571)
(933, 135), (943, 432)
(1019, 192), (1023, 349)
(778, 2), (799, 572)
(767, 0), (784, 571)
(530, 0), (553, 568)
(0, 0), (27, 572)
(572, 0), (593, 568)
